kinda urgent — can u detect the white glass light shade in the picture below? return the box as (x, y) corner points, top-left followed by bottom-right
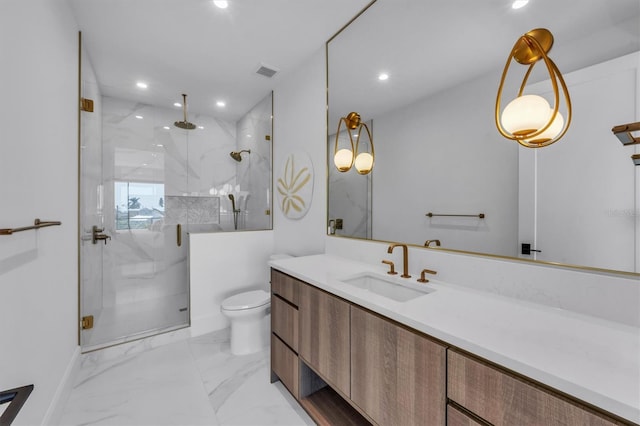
(526, 109), (564, 144)
(334, 148), (353, 172)
(354, 152), (374, 174)
(501, 94), (551, 136)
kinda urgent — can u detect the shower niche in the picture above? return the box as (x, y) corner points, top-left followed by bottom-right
(79, 44), (273, 350)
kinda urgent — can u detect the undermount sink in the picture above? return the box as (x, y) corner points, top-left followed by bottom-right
(339, 272), (434, 302)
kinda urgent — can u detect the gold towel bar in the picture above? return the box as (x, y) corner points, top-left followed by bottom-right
(0, 219), (62, 235)
(426, 212), (485, 219)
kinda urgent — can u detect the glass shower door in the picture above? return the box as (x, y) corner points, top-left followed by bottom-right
(79, 90), (191, 350)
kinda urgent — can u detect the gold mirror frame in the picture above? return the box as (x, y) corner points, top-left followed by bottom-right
(325, 0), (640, 278)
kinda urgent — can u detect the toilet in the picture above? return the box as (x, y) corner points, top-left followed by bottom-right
(221, 254), (292, 355)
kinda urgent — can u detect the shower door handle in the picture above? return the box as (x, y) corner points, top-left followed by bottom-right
(177, 224), (182, 247)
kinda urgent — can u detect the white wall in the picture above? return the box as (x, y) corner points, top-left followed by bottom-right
(188, 231), (275, 336)
(272, 48), (328, 256)
(0, 0), (80, 424)
(520, 53), (639, 272)
(372, 71), (519, 255)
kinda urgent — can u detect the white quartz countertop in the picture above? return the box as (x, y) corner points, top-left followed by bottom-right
(269, 254), (640, 424)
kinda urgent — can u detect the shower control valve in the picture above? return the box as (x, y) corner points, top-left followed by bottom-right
(92, 225), (111, 245)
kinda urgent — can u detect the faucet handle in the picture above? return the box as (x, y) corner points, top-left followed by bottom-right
(424, 239), (441, 247)
(417, 268), (437, 283)
(382, 260), (397, 275)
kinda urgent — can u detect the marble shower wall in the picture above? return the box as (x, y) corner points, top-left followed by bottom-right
(100, 97), (237, 308)
(234, 93), (273, 231)
(98, 95), (272, 309)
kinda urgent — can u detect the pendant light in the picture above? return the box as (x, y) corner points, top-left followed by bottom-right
(495, 28), (572, 148)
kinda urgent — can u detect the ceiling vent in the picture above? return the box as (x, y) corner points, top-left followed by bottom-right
(256, 64), (279, 78)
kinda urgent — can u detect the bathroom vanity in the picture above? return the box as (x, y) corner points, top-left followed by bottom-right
(269, 254), (639, 426)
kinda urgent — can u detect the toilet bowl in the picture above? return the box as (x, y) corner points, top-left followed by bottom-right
(221, 289), (270, 355)
(220, 254), (292, 355)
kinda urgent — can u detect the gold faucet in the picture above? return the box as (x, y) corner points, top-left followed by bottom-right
(417, 268), (437, 283)
(424, 239), (441, 247)
(387, 243), (410, 278)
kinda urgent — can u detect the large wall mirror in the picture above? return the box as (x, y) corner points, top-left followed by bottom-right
(327, 0), (640, 274)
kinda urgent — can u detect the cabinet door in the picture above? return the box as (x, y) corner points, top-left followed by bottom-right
(271, 334), (299, 399)
(351, 306), (446, 426)
(298, 283), (351, 396)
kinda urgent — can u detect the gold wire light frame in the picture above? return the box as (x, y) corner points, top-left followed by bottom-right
(354, 120), (374, 175)
(495, 28), (572, 148)
(333, 112), (375, 174)
(333, 112), (358, 172)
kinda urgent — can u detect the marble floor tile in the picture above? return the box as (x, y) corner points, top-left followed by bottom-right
(187, 331), (312, 426)
(59, 329), (313, 426)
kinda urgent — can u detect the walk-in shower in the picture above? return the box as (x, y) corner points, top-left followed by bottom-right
(79, 38), (273, 351)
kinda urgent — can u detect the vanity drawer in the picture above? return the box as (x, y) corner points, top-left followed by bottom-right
(447, 350), (621, 426)
(271, 334), (299, 399)
(271, 294), (298, 352)
(271, 269), (300, 306)
(447, 404), (486, 426)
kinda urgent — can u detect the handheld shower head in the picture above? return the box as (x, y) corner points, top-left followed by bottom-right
(229, 149), (251, 162)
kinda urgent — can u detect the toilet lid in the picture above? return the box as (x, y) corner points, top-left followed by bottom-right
(222, 290), (270, 310)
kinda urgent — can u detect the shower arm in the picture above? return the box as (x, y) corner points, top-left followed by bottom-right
(181, 94), (190, 122)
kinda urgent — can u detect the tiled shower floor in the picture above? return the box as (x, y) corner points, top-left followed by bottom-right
(60, 329), (313, 425)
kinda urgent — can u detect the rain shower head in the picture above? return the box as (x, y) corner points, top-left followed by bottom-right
(174, 94), (196, 130)
(230, 149), (251, 162)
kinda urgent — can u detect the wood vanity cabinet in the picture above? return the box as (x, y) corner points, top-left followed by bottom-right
(351, 306), (447, 425)
(447, 350), (628, 426)
(272, 268), (630, 426)
(270, 270), (301, 398)
(298, 282), (351, 397)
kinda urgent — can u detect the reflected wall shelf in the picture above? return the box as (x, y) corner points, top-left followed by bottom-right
(426, 212), (485, 219)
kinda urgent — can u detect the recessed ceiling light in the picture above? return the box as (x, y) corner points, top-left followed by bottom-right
(378, 73), (389, 81)
(135, 115), (143, 119)
(512, 0), (529, 9)
(174, 102), (182, 107)
(156, 144), (164, 147)
(213, 0), (228, 9)
(163, 126), (170, 130)
(198, 126), (204, 129)
(136, 82), (148, 89)
(216, 100), (226, 107)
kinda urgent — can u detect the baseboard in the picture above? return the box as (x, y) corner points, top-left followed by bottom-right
(41, 346), (81, 425)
